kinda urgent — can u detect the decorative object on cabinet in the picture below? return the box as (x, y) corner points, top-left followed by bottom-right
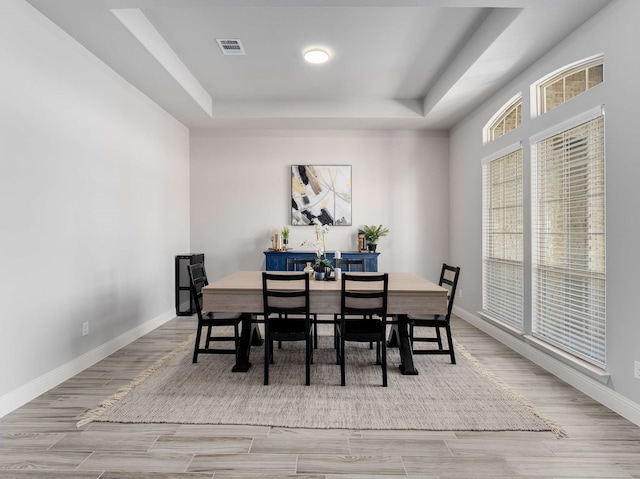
(281, 226), (290, 249)
(174, 253), (204, 316)
(360, 224), (389, 252)
(269, 228), (291, 251)
(291, 165), (352, 226)
(358, 232), (366, 252)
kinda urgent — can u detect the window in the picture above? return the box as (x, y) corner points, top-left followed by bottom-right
(537, 57), (603, 115)
(482, 148), (524, 328)
(485, 96), (522, 143)
(531, 114), (605, 367)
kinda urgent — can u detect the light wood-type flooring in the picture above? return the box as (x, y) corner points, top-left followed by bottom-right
(1, 315), (640, 478)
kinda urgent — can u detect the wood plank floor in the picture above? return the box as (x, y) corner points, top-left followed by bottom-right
(1, 315), (640, 478)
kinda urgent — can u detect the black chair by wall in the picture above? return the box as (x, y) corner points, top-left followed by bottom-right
(408, 263), (461, 364)
(336, 273), (389, 387)
(335, 258), (366, 272)
(187, 263), (245, 363)
(262, 272), (313, 386)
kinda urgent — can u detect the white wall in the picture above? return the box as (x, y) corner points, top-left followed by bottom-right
(0, 0), (190, 414)
(190, 130), (449, 280)
(449, 0), (640, 405)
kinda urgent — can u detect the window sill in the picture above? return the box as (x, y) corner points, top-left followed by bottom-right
(478, 311), (610, 385)
(523, 335), (610, 385)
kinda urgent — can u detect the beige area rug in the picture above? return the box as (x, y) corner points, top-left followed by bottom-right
(78, 326), (563, 435)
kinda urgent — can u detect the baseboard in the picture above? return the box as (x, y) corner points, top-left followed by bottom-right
(453, 305), (640, 428)
(0, 309), (176, 418)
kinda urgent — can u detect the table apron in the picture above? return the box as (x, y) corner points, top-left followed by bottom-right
(203, 290), (447, 316)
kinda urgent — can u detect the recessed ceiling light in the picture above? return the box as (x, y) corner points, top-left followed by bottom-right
(304, 49), (329, 64)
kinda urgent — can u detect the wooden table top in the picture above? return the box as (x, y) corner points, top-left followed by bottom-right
(203, 271), (448, 315)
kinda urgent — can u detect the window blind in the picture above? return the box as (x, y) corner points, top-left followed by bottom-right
(532, 116), (606, 367)
(482, 149), (524, 328)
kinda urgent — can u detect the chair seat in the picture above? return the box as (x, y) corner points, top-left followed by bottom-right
(407, 314), (445, 325)
(202, 311), (243, 325)
(342, 318), (384, 335)
(269, 317), (310, 335)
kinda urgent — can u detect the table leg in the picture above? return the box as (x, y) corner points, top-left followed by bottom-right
(232, 313), (263, 372)
(387, 314), (419, 375)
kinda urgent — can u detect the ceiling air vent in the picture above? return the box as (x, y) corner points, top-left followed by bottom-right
(216, 39), (245, 55)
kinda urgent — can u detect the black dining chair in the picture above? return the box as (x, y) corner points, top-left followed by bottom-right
(334, 258), (375, 349)
(336, 273), (389, 387)
(262, 272), (313, 385)
(187, 263), (245, 363)
(285, 258), (320, 348)
(408, 263), (461, 364)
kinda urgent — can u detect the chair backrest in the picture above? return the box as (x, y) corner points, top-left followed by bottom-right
(341, 273), (388, 318)
(336, 258), (366, 272)
(262, 272), (310, 317)
(187, 262), (208, 320)
(439, 263), (461, 319)
(285, 258), (312, 272)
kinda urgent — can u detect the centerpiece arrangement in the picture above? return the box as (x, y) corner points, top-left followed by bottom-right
(302, 218), (332, 280)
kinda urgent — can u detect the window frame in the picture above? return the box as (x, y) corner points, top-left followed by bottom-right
(530, 106), (606, 368)
(483, 93), (522, 144)
(533, 54), (603, 117)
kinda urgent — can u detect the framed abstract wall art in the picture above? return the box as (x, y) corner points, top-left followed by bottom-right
(291, 165), (352, 225)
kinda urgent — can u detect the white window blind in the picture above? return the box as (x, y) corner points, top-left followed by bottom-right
(532, 116), (606, 367)
(482, 148), (524, 328)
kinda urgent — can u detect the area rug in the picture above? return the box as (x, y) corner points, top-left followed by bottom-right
(77, 327), (563, 435)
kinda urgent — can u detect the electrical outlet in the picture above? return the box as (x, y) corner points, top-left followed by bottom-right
(458, 288), (462, 298)
(634, 361), (640, 380)
(82, 321), (89, 336)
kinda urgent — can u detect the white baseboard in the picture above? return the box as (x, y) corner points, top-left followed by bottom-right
(0, 309), (176, 418)
(454, 305), (640, 427)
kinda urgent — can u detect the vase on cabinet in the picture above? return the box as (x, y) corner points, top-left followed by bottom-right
(304, 262), (314, 277)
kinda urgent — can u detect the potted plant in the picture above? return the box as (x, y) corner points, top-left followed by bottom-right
(281, 226), (290, 249)
(360, 224), (389, 252)
(314, 257), (332, 280)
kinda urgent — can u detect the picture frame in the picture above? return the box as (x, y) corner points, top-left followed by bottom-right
(291, 165), (352, 226)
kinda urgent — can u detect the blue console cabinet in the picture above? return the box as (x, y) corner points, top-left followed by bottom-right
(264, 250), (379, 272)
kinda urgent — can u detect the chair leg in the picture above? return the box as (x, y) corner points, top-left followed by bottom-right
(264, 333), (270, 385)
(382, 335), (388, 387)
(205, 325), (213, 349)
(270, 341), (275, 364)
(445, 324), (456, 364)
(305, 335), (311, 386)
(192, 324), (203, 363)
(313, 316), (318, 349)
(375, 340), (381, 365)
(435, 326), (443, 350)
(340, 336), (346, 386)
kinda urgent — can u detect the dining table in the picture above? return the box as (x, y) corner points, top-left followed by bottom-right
(202, 271), (448, 375)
